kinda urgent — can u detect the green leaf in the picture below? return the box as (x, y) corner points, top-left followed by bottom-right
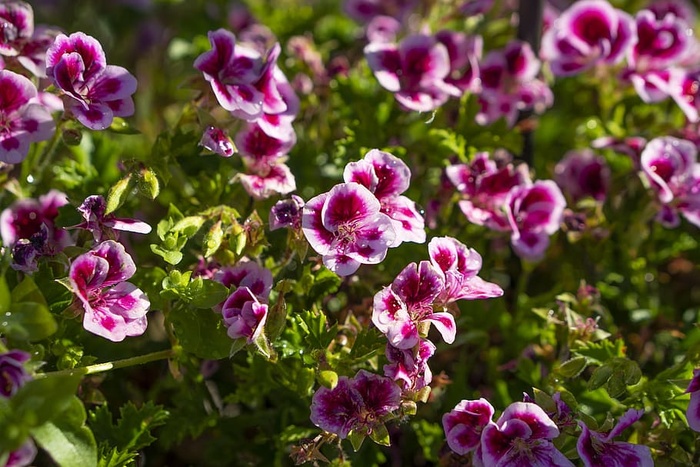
(0, 276), (10, 313)
(368, 423), (390, 446)
(105, 174), (135, 215)
(588, 364), (613, 390)
(348, 430), (365, 452)
(89, 401), (168, 453)
(557, 357), (588, 378)
(183, 277), (229, 309)
(168, 305), (233, 359)
(108, 117), (140, 135)
(138, 168), (160, 199)
(3, 301), (57, 341)
(203, 221), (224, 257)
(10, 375), (82, 428)
(150, 244), (183, 265)
(11, 276), (48, 306)
(171, 215), (205, 237)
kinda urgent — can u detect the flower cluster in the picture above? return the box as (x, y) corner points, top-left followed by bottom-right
(447, 152), (566, 260)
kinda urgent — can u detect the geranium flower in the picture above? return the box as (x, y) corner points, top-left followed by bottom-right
(342, 0), (417, 23)
(302, 182), (396, 276)
(214, 260), (273, 299)
(0, 189), (69, 248)
(428, 236), (503, 304)
(15, 25), (61, 78)
(310, 369), (401, 438)
(68, 240), (149, 342)
(686, 368), (700, 431)
(640, 136), (695, 204)
(372, 260), (452, 349)
(269, 195), (305, 231)
(435, 30), (482, 94)
(442, 398), (495, 456)
(554, 149), (610, 203)
(4, 439), (37, 467)
(481, 402), (574, 466)
(46, 32), (138, 130)
(73, 195), (152, 242)
(647, 0), (696, 24)
(0, 1), (34, 57)
(238, 162), (296, 200)
(343, 149), (425, 246)
(200, 126), (236, 157)
(0, 70), (55, 164)
(221, 287), (268, 342)
(577, 409), (653, 467)
(235, 121), (296, 168)
(0, 349), (31, 398)
(541, 0), (636, 76)
(383, 338), (435, 392)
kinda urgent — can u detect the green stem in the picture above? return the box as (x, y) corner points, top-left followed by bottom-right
(37, 348), (177, 379)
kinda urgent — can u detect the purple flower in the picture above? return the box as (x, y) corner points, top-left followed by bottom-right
(686, 368), (700, 431)
(15, 25), (61, 78)
(0, 70), (55, 163)
(541, 0), (636, 76)
(365, 34), (457, 112)
(428, 236), (503, 304)
(235, 121), (295, 167)
(0, 189), (70, 248)
(372, 261), (453, 349)
(442, 398), (495, 456)
(481, 402), (574, 467)
(4, 439), (37, 467)
(577, 409), (653, 467)
(505, 181), (566, 260)
(640, 136), (696, 204)
(435, 30), (482, 94)
(68, 240), (149, 342)
(0, 350), (31, 398)
(269, 195), (304, 231)
(73, 195), (152, 242)
(554, 150), (610, 203)
(221, 287), (268, 342)
(200, 126), (236, 157)
(383, 338), (435, 392)
(213, 260), (273, 299)
(628, 10), (692, 72)
(343, 149), (425, 246)
(302, 182), (396, 276)
(310, 369), (401, 438)
(366, 15), (402, 44)
(342, 0), (417, 23)
(647, 0), (696, 24)
(46, 32), (137, 130)
(0, 1), (34, 57)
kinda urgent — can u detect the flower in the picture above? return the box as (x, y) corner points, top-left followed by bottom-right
(0, 70), (55, 163)
(73, 195), (152, 242)
(68, 240), (149, 342)
(442, 398), (495, 456)
(342, 0), (417, 23)
(221, 287), (268, 342)
(46, 32), (138, 130)
(200, 126), (236, 157)
(383, 338), (435, 392)
(372, 260), (452, 349)
(554, 149), (610, 203)
(238, 163), (297, 200)
(4, 439), (37, 467)
(0, 350), (31, 398)
(0, 189), (70, 248)
(0, 1), (34, 57)
(428, 236), (503, 304)
(577, 409), (653, 467)
(481, 402), (574, 466)
(269, 195), (305, 231)
(343, 149), (425, 246)
(213, 260), (273, 299)
(302, 182), (396, 276)
(310, 369), (401, 438)
(686, 368), (700, 431)
(435, 30), (482, 94)
(541, 0), (636, 76)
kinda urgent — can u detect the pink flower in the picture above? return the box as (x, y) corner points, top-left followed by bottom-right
(15, 25), (61, 78)
(213, 260), (273, 299)
(0, 1), (34, 57)
(435, 30), (482, 94)
(73, 195), (152, 242)
(235, 121), (295, 168)
(302, 182), (396, 276)
(0, 70), (55, 163)
(505, 181), (566, 260)
(372, 261), (453, 349)
(68, 240), (149, 342)
(200, 126), (236, 157)
(383, 338), (435, 392)
(0, 189), (69, 248)
(238, 163), (296, 200)
(310, 369), (401, 438)
(647, 0), (696, 24)
(627, 10), (692, 72)
(442, 398), (496, 456)
(686, 368), (700, 431)
(221, 287), (268, 342)
(577, 409), (653, 467)
(4, 439), (37, 467)
(342, 0), (417, 23)
(46, 32), (138, 130)
(481, 402), (574, 467)
(541, 0), (636, 76)
(428, 236), (503, 304)
(365, 34), (457, 112)
(343, 149), (425, 246)
(554, 149), (610, 203)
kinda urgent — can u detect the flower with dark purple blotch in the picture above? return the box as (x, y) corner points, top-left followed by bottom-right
(442, 398), (495, 456)
(235, 121), (295, 168)
(648, 0), (696, 24)
(0, 189), (70, 248)
(435, 30), (482, 94)
(4, 439), (37, 467)
(10, 223), (52, 273)
(577, 409), (653, 467)
(15, 25), (61, 78)
(302, 182), (396, 276)
(554, 150), (610, 203)
(505, 181), (566, 260)
(428, 236), (503, 305)
(46, 32), (137, 130)
(0, 1), (34, 57)
(481, 402), (574, 467)
(200, 126), (236, 157)
(0, 350), (31, 398)
(372, 261), (452, 349)
(74, 195), (151, 242)
(310, 369), (401, 438)
(0, 70), (55, 164)
(641, 136), (695, 204)
(269, 195), (304, 231)
(365, 33), (458, 112)
(214, 260), (273, 299)
(383, 338), (435, 392)
(221, 287), (268, 342)
(686, 368), (700, 431)
(68, 240), (149, 342)
(541, 0), (636, 76)
(343, 149), (425, 246)
(239, 163), (296, 200)
(342, 0), (417, 23)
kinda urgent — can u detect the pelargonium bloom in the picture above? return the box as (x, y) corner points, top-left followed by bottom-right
(577, 409), (653, 467)
(435, 30), (482, 94)
(541, 0), (636, 76)
(269, 195), (305, 231)
(343, 0), (417, 23)
(0, 189), (70, 248)
(235, 120), (296, 169)
(428, 236), (503, 305)
(0, 350), (32, 398)
(0, 1), (34, 57)
(73, 195), (152, 242)
(647, 0), (696, 24)
(221, 287), (268, 342)
(383, 338), (435, 392)
(238, 162), (296, 200)
(481, 402), (574, 466)
(302, 182), (396, 276)
(640, 136), (696, 204)
(214, 260), (273, 299)
(442, 398), (496, 456)
(310, 369), (401, 438)
(200, 126), (236, 157)
(372, 260), (453, 349)
(68, 240), (149, 342)
(343, 149), (425, 246)
(0, 70), (55, 164)
(554, 149), (610, 203)
(46, 32), (138, 130)
(4, 439), (37, 467)
(505, 181), (566, 260)
(686, 368), (700, 431)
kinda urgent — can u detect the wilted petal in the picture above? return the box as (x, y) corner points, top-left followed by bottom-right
(269, 195), (304, 231)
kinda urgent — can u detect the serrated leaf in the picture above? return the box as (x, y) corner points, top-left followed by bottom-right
(168, 305), (233, 359)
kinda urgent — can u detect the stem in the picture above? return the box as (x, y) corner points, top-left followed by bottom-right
(37, 348), (177, 378)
